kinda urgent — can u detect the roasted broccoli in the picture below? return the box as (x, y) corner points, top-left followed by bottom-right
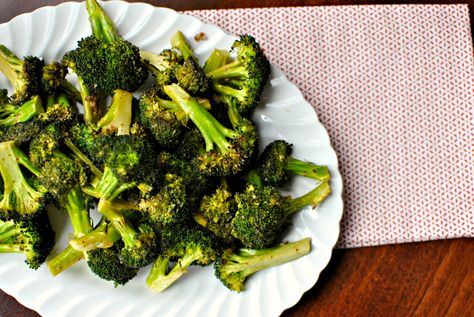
(0, 95), (43, 128)
(164, 84), (258, 176)
(206, 35), (270, 114)
(0, 45), (44, 105)
(0, 215), (55, 269)
(215, 237), (311, 292)
(257, 140), (330, 186)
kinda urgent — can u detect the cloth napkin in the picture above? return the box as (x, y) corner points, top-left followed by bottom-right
(184, 4), (474, 248)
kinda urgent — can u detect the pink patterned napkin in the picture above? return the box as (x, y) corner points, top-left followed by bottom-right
(184, 5), (474, 248)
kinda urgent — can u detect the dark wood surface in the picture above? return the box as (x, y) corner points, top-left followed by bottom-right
(0, 1), (473, 316)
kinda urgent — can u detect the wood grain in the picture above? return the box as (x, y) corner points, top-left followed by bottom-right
(0, 1), (473, 317)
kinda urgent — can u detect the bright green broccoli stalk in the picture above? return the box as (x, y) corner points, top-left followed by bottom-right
(146, 224), (218, 293)
(231, 178), (331, 249)
(96, 89), (133, 135)
(214, 237), (311, 292)
(163, 84), (257, 176)
(203, 49), (231, 74)
(0, 141), (46, 219)
(0, 215), (55, 269)
(206, 35), (270, 115)
(0, 44), (44, 105)
(0, 95), (43, 128)
(257, 140), (330, 187)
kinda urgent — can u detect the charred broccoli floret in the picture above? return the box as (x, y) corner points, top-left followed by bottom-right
(206, 35), (270, 114)
(0, 45), (44, 105)
(146, 224), (218, 292)
(214, 237), (311, 292)
(0, 215), (55, 269)
(231, 176), (331, 249)
(257, 140), (330, 186)
(163, 84), (258, 176)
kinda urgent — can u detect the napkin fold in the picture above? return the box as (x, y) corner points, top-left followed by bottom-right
(185, 4), (474, 248)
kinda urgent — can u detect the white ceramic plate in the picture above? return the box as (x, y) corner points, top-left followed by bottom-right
(0, 2), (343, 316)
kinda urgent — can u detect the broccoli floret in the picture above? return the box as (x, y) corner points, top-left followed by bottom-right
(62, 0), (148, 123)
(257, 140), (330, 186)
(87, 245), (139, 286)
(214, 237), (311, 292)
(0, 215), (55, 269)
(163, 84), (258, 176)
(207, 35), (270, 114)
(138, 87), (183, 148)
(0, 45), (44, 105)
(98, 199), (158, 268)
(0, 119), (44, 144)
(195, 184), (237, 245)
(42, 62), (81, 103)
(39, 92), (79, 127)
(138, 173), (189, 228)
(0, 141), (45, 219)
(0, 95), (43, 129)
(141, 49), (182, 90)
(231, 177), (331, 249)
(146, 224), (218, 292)
(28, 124), (62, 166)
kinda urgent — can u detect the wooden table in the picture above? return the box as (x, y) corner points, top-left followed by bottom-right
(0, 1), (472, 316)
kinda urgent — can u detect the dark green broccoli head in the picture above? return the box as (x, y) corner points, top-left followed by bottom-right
(42, 61), (68, 94)
(207, 35), (271, 114)
(141, 49), (183, 89)
(38, 157), (90, 202)
(172, 127), (204, 160)
(29, 124), (62, 166)
(0, 119), (44, 144)
(196, 118), (258, 176)
(63, 36), (148, 95)
(174, 57), (209, 96)
(231, 184), (284, 249)
(197, 185), (237, 244)
(87, 245), (139, 286)
(0, 214), (55, 269)
(138, 173), (188, 228)
(138, 87), (182, 148)
(0, 89), (10, 106)
(68, 123), (101, 160)
(39, 102), (78, 127)
(257, 140), (292, 187)
(119, 222), (158, 268)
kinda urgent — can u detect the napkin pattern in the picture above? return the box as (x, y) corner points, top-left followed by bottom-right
(184, 5), (474, 248)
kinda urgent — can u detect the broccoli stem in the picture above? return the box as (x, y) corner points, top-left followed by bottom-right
(65, 186), (93, 237)
(282, 181), (331, 216)
(94, 166), (121, 200)
(64, 138), (102, 177)
(85, 0), (120, 44)
(203, 49), (231, 74)
(286, 157), (330, 182)
(164, 84), (236, 153)
(48, 245), (84, 276)
(0, 244), (24, 253)
(60, 80), (82, 104)
(146, 253), (197, 293)
(206, 59), (246, 79)
(0, 44), (23, 92)
(69, 217), (120, 252)
(170, 31), (196, 60)
(212, 82), (246, 102)
(0, 222), (20, 243)
(97, 199), (138, 248)
(0, 96), (43, 128)
(96, 89), (133, 135)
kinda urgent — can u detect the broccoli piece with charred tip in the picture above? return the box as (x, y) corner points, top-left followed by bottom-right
(146, 224), (218, 292)
(214, 238), (311, 292)
(0, 45), (44, 105)
(195, 183), (237, 245)
(0, 95), (43, 129)
(257, 140), (330, 186)
(87, 245), (139, 286)
(0, 215), (55, 269)
(173, 56), (209, 95)
(98, 199), (158, 268)
(0, 141), (46, 220)
(138, 173), (189, 228)
(207, 35), (270, 114)
(28, 124), (63, 166)
(140, 49), (182, 90)
(163, 84), (258, 176)
(42, 62), (81, 102)
(231, 178), (331, 249)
